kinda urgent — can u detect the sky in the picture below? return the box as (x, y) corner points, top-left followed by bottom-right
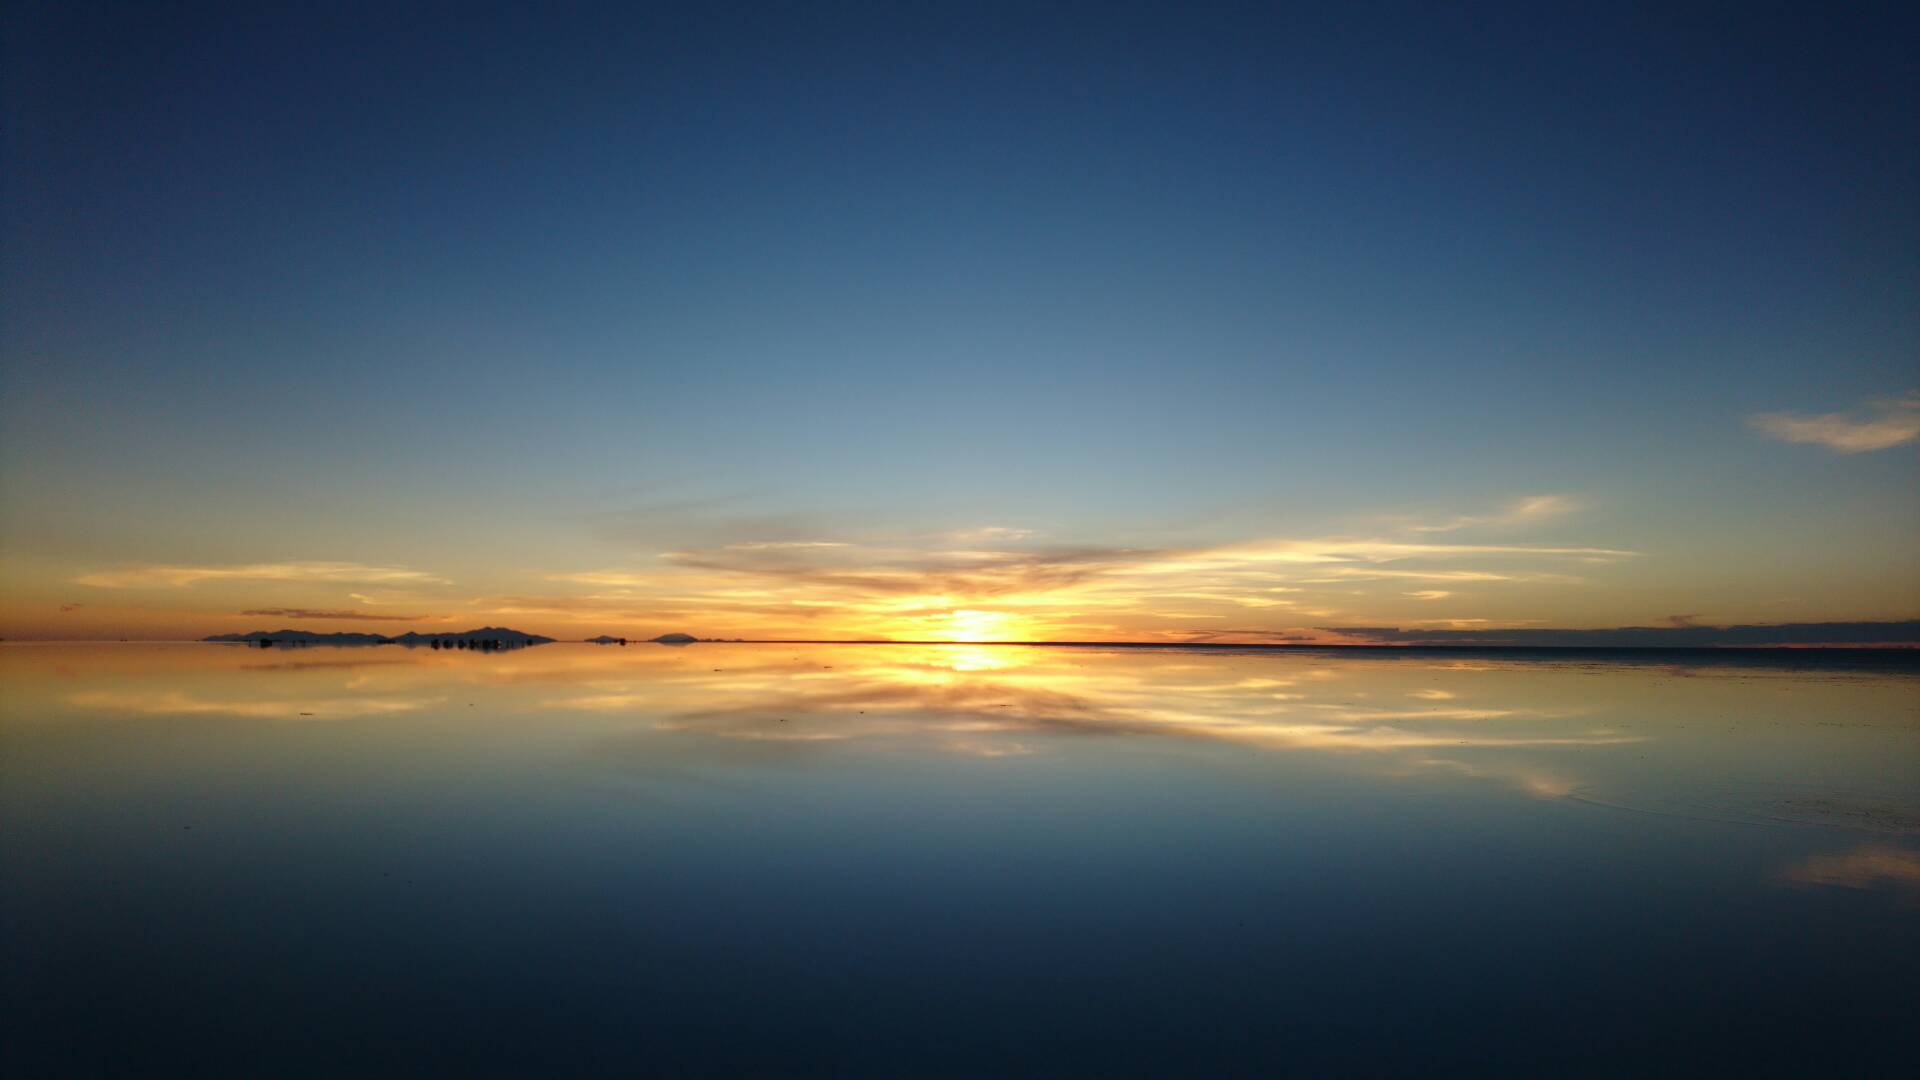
(3, 1), (1916, 644)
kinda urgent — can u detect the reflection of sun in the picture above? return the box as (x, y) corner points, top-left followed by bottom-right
(942, 645), (1010, 671)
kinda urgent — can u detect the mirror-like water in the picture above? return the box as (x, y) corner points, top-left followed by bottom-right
(4, 643), (1916, 1075)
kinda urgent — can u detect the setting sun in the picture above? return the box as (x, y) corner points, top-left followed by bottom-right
(934, 608), (1020, 642)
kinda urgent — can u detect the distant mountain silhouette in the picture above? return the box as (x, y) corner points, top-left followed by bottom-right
(205, 626), (555, 647)
(652, 633), (697, 644)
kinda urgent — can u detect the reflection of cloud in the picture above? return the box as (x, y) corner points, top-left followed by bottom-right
(1780, 845), (1920, 896)
(75, 561), (449, 589)
(1402, 756), (1577, 798)
(69, 690), (434, 720)
(241, 657), (414, 673)
(944, 739), (1036, 757)
(1749, 393), (1920, 453)
(589, 647), (1645, 764)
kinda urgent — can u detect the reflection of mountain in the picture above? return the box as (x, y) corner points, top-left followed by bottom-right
(206, 626), (555, 646)
(205, 630), (390, 645)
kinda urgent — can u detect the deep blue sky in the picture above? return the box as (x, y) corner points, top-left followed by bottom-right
(3, 1), (1916, 640)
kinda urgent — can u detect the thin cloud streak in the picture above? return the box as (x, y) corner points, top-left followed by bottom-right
(1748, 392), (1920, 453)
(75, 561), (449, 588)
(240, 608), (435, 622)
(1406, 494), (1581, 533)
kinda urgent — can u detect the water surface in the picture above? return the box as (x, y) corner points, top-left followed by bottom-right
(4, 643), (1916, 1075)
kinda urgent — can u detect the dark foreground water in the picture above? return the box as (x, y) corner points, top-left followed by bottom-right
(3, 643), (1916, 1076)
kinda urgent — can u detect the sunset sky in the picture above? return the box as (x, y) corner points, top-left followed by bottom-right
(3, 2), (1916, 643)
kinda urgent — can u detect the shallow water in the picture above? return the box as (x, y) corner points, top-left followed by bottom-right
(3, 642), (1916, 1075)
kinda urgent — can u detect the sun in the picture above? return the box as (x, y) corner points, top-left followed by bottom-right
(938, 609), (1018, 643)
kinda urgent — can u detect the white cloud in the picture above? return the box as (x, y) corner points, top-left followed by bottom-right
(948, 526), (1037, 542)
(1407, 494), (1581, 533)
(1748, 392), (1920, 453)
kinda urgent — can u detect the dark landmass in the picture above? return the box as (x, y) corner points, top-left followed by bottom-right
(1316, 619), (1920, 649)
(206, 626), (555, 647)
(586, 635), (629, 645)
(722, 640), (1920, 673)
(651, 633), (698, 644)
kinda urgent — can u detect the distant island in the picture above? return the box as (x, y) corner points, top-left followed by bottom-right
(205, 626), (555, 648)
(203, 627), (707, 648)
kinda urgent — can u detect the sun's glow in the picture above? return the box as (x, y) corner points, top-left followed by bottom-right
(937, 609), (1019, 642)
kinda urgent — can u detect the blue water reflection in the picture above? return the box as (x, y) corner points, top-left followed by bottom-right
(3, 643), (1915, 1075)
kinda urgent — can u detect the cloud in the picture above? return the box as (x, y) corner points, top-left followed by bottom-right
(530, 527), (1638, 640)
(1322, 620), (1920, 648)
(1406, 590), (1453, 601)
(1407, 494), (1581, 533)
(948, 526), (1037, 542)
(1302, 568), (1586, 585)
(1174, 629), (1319, 643)
(239, 608), (433, 622)
(1748, 392), (1920, 453)
(74, 561), (449, 588)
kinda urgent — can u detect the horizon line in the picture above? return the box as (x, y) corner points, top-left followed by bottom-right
(5, 636), (1918, 653)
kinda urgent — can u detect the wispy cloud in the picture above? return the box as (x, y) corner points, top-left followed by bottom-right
(948, 526), (1037, 542)
(1406, 494), (1581, 533)
(529, 521), (1639, 640)
(1748, 392), (1920, 453)
(75, 561), (449, 589)
(239, 608), (434, 622)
